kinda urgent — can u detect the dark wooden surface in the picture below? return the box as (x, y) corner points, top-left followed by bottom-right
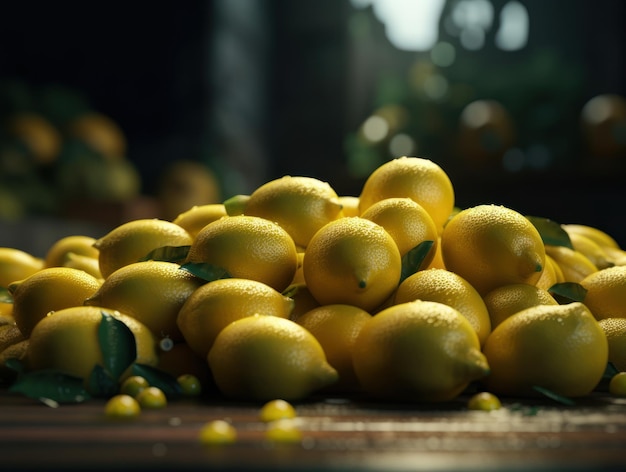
(2, 388), (626, 472)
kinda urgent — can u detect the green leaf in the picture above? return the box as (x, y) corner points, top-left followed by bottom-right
(179, 262), (231, 282)
(399, 240), (434, 284)
(603, 362), (620, 380)
(526, 215), (573, 249)
(9, 370), (91, 404)
(223, 194), (250, 216)
(140, 245), (190, 264)
(132, 364), (182, 399)
(0, 286), (13, 303)
(282, 283), (301, 299)
(87, 364), (119, 398)
(4, 357), (24, 373)
(532, 385), (575, 406)
(98, 311), (137, 381)
(548, 282), (587, 304)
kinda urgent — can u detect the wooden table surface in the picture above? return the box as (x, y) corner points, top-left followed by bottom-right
(2, 388), (626, 472)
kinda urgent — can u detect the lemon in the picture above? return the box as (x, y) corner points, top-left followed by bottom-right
(482, 302), (608, 397)
(62, 252), (103, 279)
(105, 395), (141, 419)
(85, 261), (204, 342)
(598, 318), (626, 372)
(244, 175), (343, 248)
(68, 112), (127, 160)
(44, 235), (99, 268)
(358, 156), (455, 232)
(394, 268), (492, 346)
(338, 196), (360, 217)
(567, 232), (613, 270)
(425, 237), (446, 270)
(158, 160), (222, 221)
(352, 300), (489, 402)
(259, 399), (297, 422)
(171, 204), (228, 239)
(562, 224), (621, 251)
(136, 386), (167, 409)
(609, 372), (626, 396)
(360, 197), (439, 260)
(177, 277), (294, 359)
(603, 246), (626, 266)
(467, 392), (501, 411)
(8, 112), (62, 164)
(580, 266), (626, 320)
(441, 205), (545, 295)
(9, 267), (102, 337)
(27, 305), (158, 381)
(482, 283), (558, 329)
(199, 420), (237, 445)
(291, 251), (306, 285)
(0, 302), (14, 325)
(94, 219), (193, 279)
(535, 254), (564, 290)
(0, 247), (44, 288)
(295, 304), (372, 392)
(185, 215), (298, 292)
(303, 217), (401, 312)
(208, 315), (338, 401)
(0, 324), (25, 353)
(544, 245), (598, 283)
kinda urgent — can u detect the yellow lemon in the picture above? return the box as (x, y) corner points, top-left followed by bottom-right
(295, 304), (372, 392)
(94, 219), (193, 279)
(243, 175), (343, 248)
(425, 237), (446, 270)
(441, 205), (545, 295)
(360, 197), (439, 262)
(562, 224), (621, 250)
(535, 254), (564, 290)
(208, 315), (338, 401)
(185, 215), (298, 292)
(84, 261), (204, 341)
(177, 277), (294, 359)
(567, 232), (613, 270)
(0, 324), (24, 353)
(0, 247), (44, 288)
(358, 156), (455, 232)
(303, 217), (401, 312)
(580, 266), (626, 320)
(603, 246), (626, 266)
(68, 112), (127, 159)
(338, 196), (360, 217)
(352, 300), (489, 402)
(482, 283), (558, 329)
(291, 251), (306, 285)
(393, 268), (492, 346)
(9, 267), (102, 337)
(482, 302), (608, 397)
(598, 318), (626, 372)
(62, 252), (103, 279)
(26, 305), (158, 381)
(44, 235), (99, 268)
(544, 245), (598, 283)
(171, 204), (228, 239)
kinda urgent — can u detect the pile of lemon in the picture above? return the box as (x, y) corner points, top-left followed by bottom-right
(2, 156), (626, 404)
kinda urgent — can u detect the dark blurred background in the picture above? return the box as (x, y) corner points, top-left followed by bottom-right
(1, 0), (626, 254)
